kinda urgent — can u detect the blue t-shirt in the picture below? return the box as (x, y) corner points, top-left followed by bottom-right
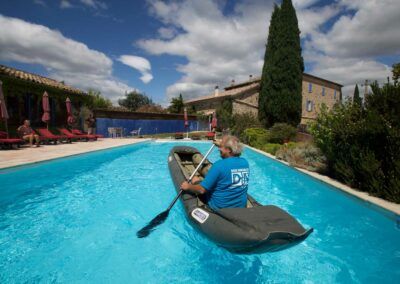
(200, 156), (249, 210)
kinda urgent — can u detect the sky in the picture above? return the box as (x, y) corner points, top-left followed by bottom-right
(0, 0), (399, 106)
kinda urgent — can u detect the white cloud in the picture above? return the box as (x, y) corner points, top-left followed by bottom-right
(301, 0), (398, 99)
(138, 0), (397, 103)
(33, 0), (46, 7)
(297, 5), (340, 38)
(158, 27), (176, 39)
(293, 0), (319, 9)
(310, 0), (400, 58)
(117, 55), (153, 84)
(60, 0), (73, 9)
(139, 0), (274, 100)
(0, 14), (135, 103)
(80, 0), (107, 10)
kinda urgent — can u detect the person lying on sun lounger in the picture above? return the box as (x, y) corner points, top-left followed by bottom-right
(17, 120), (40, 147)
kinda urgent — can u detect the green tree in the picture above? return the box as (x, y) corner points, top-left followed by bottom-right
(118, 91), (153, 111)
(216, 98), (233, 131)
(392, 62), (400, 85)
(353, 84), (362, 106)
(259, 0), (303, 127)
(87, 89), (112, 109)
(168, 94), (184, 113)
(259, 4), (280, 125)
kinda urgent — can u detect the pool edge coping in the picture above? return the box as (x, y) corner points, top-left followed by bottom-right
(0, 139), (152, 171)
(245, 144), (400, 217)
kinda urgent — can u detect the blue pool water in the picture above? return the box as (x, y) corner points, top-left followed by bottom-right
(0, 141), (399, 283)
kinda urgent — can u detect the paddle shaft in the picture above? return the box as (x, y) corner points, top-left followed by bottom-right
(166, 143), (216, 211)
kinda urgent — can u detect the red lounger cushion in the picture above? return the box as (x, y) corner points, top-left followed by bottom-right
(0, 138), (23, 144)
(71, 129), (97, 140)
(37, 129), (67, 139)
(58, 128), (83, 139)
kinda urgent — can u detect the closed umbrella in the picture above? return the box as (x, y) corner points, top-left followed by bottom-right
(184, 107), (189, 138)
(211, 111), (217, 131)
(66, 97), (75, 126)
(42, 91), (51, 129)
(0, 80), (9, 137)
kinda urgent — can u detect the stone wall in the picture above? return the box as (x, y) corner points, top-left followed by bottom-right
(232, 101), (258, 115)
(301, 79), (341, 124)
(187, 77), (342, 125)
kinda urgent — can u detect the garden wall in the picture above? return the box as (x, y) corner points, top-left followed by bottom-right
(94, 109), (208, 136)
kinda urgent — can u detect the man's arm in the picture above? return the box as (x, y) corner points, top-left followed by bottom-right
(181, 180), (206, 195)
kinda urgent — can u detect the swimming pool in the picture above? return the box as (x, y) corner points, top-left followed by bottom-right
(0, 141), (399, 283)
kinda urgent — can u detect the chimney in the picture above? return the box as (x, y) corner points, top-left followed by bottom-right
(249, 74), (253, 81)
(231, 79), (235, 86)
(214, 86), (219, 96)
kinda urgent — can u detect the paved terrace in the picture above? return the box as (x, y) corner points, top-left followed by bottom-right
(0, 138), (150, 169)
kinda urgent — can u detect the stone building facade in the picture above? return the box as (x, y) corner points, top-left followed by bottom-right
(184, 73), (342, 125)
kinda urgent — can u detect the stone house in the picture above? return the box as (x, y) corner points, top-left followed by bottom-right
(184, 73), (342, 125)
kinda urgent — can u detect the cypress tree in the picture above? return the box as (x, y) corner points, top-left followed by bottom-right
(259, 4), (280, 125)
(259, 0), (304, 127)
(353, 84), (362, 106)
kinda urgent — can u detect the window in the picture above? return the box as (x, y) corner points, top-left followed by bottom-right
(334, 90), (337, 99)
(308, 83), (312, 93)
(322, 87), (325, 96)
(306, 100), (313, 112)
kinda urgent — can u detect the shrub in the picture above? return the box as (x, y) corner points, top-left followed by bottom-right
(275, 142), (327, 173)
(310, 80), (400, 203)
(231, 113), (262, 137)
(261, 143), (282, 155)
(269, 123), (297, 144)
(242, 128), (270, 148)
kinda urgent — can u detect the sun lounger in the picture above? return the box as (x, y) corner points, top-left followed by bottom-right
(58, 128), (91, 141)
(0, 131), (24, 149)
(36, 128), (71, 144)
(71, 129), (99, 140)
(175, 132), (184, 139)
(206, 132), (215, 140)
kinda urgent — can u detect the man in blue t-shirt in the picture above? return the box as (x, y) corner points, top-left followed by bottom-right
(181, 135), (249, 211)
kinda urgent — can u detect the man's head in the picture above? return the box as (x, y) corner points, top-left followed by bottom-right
(23, 120), (30, 126)
(218, 135), (243, 158)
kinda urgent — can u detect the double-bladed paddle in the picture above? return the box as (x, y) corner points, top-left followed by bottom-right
(137, 143), (216, 238)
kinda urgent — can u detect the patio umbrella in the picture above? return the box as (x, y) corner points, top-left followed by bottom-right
(184, 107), (189, 138)
(42, 91), (51, 129)
(184, 107), (189, 127)
(0, 80), (9, 137)
(66, 97), (75, 125)
(211, 111), (217, 131)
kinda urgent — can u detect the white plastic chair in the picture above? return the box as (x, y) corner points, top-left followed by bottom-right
(130, 127), (141, 137)
(108, 127), (116, 138)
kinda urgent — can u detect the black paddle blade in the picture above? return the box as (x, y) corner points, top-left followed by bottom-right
(137, 210), (170, 238)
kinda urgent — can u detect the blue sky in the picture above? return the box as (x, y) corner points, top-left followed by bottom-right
(0, 0), (399, 105)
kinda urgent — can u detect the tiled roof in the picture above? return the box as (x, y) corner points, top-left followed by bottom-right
(184, 73), (342, 105)
(0, 64), (85, 94)
(185, 82), (259, 104)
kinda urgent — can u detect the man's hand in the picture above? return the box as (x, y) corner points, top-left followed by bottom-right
(191, 176), (201, 184)
(213, 139), (222, 147)
(181, 181), (191, 191)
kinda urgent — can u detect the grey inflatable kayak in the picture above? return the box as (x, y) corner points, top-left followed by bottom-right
(168, 145), (313, 253)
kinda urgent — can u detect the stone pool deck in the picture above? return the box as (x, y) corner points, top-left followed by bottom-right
(0, 138), (150, 169)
